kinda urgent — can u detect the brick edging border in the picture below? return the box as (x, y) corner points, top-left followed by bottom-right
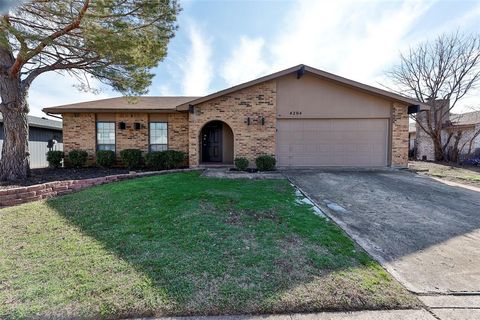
(0, 168), (203, 208)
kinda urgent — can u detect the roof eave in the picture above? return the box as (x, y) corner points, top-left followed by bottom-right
(29, 124), (63, 130)
(42, 107), (181, 114)
(444, 123), (476, 130)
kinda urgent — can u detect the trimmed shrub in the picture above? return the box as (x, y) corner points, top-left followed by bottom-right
(167, 150), (187, 169)
(46, 150), (64, 168)
(145, 150), (186, 171)
(120, 149), (142, 170)
(255, 155), (276, 171)
(68, 149), (88, 168)
(234, 157), (249, 171)
(96, 150), (115, 168)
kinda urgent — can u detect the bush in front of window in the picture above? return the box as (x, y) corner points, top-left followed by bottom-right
(255, 155), (276, 171)
(46, 150), (64, 168)
(234, 157), (249, 171)
(145, 150), (186, 170)
(166, 150), (187, 169)
(96, 150), (115, 168)
(120, 149), (142, 170)
(68, 149), (88, 168)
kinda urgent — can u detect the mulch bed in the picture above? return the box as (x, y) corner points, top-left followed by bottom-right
(0, 168), (131, 189)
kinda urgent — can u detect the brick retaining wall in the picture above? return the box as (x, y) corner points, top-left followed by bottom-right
(0, 169), (202, 208)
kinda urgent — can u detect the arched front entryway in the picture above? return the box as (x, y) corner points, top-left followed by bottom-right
(199, 120), (234, 164)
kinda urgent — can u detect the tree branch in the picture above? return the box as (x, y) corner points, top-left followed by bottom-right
(8, 0), (90, 77)
(22, 55), (100, 89)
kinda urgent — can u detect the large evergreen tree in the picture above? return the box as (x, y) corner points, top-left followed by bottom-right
(0, 0), (179, 180)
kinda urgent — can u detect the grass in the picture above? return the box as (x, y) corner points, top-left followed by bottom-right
(0, 172), (419, 319)
(409, 161), (480, 187)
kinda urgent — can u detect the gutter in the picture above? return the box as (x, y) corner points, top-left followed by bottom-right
(45, 113), (63, 120)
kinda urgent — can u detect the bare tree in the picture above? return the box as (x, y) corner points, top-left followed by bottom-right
(387, 32), (480, 161)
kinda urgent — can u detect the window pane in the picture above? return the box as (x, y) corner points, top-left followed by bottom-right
(150, 122), (168, 148)
(150, 144), (167, 152)
(97, 122), (115, 148)
(98, 144), (115, 151)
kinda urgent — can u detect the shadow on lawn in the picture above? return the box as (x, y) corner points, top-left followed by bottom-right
(44, 172), (417, 318)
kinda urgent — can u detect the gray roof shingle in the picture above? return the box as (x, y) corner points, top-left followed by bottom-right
(0, 114), (62, 130)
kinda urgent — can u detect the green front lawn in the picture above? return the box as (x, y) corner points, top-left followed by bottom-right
(0, 172), (419, 319)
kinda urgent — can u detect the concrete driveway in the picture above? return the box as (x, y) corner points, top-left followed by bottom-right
(284, 169), (480, 295)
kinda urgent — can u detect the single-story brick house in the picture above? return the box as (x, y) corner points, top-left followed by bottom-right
(43, 65), (424, 168)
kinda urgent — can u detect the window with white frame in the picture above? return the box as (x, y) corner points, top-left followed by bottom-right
(150, 122), (168, 151)
(96, 122), (115, 151)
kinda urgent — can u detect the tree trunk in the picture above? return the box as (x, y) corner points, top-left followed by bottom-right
(0, 75), (30, 181)
(450, 131), (462, 163)
(432, 135), (445, 161)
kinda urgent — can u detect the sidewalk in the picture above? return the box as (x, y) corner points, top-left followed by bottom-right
(141, 309), (432, 320)
(141, 306), (480, 320)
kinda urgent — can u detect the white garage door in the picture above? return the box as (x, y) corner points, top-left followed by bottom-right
(276, 119), (389, 167)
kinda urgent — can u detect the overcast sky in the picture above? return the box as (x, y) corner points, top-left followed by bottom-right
(30, 0), (480, 118)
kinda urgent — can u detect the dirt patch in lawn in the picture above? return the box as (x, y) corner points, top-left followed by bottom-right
(0, 167), (131, 189)
(409, 161), (480, 188)
(226, 209), (283, 225)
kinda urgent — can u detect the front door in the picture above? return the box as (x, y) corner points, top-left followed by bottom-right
(202, 122), (223, 162)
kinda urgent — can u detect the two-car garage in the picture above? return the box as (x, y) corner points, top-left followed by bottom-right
(276, 118), (389, 167)
(275, 71), (397, 167)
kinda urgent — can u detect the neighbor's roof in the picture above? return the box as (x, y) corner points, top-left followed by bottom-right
(43, 64), (426, 115)
(177, 64), (427, 110)
(43, 96), (199, 114)
(450, 110), (480, 126)
(0, 114), (62, 130)
(409, 110), (480, 132)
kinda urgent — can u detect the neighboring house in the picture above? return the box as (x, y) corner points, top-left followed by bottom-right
(0, 115), (63, 168)
(410, 106), (480, 160)
(409, 122), (416, 155)
(43, 64), (424, 168)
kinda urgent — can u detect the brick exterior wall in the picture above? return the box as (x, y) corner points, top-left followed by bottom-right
(188, 81), (277, 166)
(115, 113), (149, 157)
(391, 103), (409, 167)
(168, 112), (189, 154)
(63, 113), (96, 165)
(415, 100), (450, 161)
(415, 110), (436, 160)
(62, 112), (189, 165)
